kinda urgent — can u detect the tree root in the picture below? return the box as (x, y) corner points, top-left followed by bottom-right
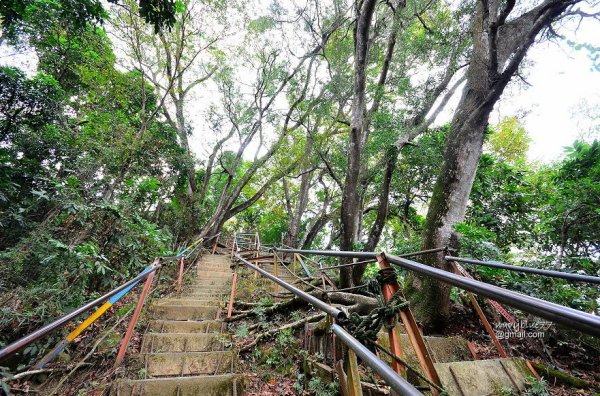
(317, 291), (379, 315)
(228, 290), (378, 322)
(226, 298), (301, 322)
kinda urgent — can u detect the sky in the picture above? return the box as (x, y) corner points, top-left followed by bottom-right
(491, 39), (600, 163)
(1, 3), (599, 165)
(427, 18), (600, 163)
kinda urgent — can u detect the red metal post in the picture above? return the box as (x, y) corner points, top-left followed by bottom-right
(376, 253), (442, 395)
(467, 340), (479, 360)
(114, 270), (156, 368)
(376, 254), (407, 377)
(227, 271), (238, 319)
(176, 256), (185, 295)
(450, 261), (509, 358)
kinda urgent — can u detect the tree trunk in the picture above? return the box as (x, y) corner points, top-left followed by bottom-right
(352, 146), (398, 283)
(339, 0), (378, 287)
(285, 135), (314, 248)
(406, 0), (579, 330)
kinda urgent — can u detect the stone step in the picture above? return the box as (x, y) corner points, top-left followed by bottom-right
(155, 298), (223, 307)
(185, 284), (230, 291)
(435, 358), (530, 395)
(197, 266), (231, 271)
(149, 320), (223, 334)
(181, 290), (228, 297)
(196, 271), (232, 278)
(112, 374), (244, 396)
(189, 279), (231, 290)
(194, 278), (231, 286)
(183, 289), (226, 296)
(374, 330), (473, 376)
(200, 259), (230, 265)
(141, 351), (236, 376)
(181, 288), (229, 299)
(141, 333), (230, 353)
(150, 305), (219, 321)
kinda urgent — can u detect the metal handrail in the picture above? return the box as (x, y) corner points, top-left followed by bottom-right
(233, 253), (422, 395)
(445, 256), (600, 285)
(0, 265), (160, 362)
(278, 249), (600, 338)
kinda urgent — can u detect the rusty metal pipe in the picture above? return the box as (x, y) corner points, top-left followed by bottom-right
(114, 270), (156, 367)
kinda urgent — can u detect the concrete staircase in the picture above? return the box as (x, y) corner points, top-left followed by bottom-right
(112, 254), (243, 396)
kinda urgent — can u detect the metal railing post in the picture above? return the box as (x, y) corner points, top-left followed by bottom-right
(273, 252), (280, 292)
(176, 256), (185, 296)
(114, 268), (156, 367)
(227, 270), (239, 319)
(376, 253), (441, 395)
(449, 261), (508, 358)
(331, 324), (422, 396)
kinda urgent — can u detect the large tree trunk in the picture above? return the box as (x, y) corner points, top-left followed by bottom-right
(174, 97), (198, 195)
(407, 0), (580, 330)
(285, 135), (314, 248)
(339, 0), (378, 287)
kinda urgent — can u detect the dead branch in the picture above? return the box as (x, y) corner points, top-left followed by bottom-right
(226, 298), (300, 322)
(230, 288), (379, 322)
(240, 312), (325, 352)
(1, 368), (61, 383)
(48, 307), (133, 395)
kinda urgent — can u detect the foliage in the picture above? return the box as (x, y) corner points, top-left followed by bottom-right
(466, 154), (536, 250)
(0, 21), (186, 365)
(486, 117), (531, 165)
(263, 328), (297, 372)
(0, 0), (176, 44)
(545, 140), (600, 257)
(452, 223), (503, 261)
(523, 376), (550, 396)
(294, 373), (339, 396)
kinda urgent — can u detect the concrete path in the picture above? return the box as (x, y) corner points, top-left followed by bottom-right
(112, 254), (243, 395)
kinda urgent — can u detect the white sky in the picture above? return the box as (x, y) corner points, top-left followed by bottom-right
(493, 39), (600, 163)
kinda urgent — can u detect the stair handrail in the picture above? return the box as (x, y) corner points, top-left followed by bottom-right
(278, 248), (600, 338)
(0, 263), (160, 363)
(445, 255), (600, 284)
